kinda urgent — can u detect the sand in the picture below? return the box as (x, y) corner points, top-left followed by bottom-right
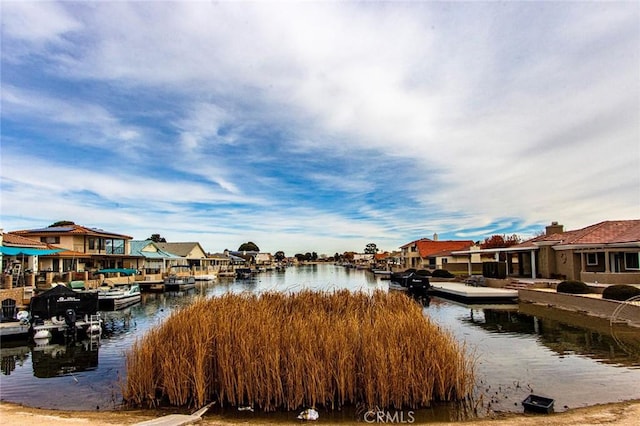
(2, 400), (640, 425)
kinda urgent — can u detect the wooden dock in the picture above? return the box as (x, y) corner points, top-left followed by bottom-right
(134, 402), (214, 426)
(0, 321), (30, 338)
(429, 281), (519, 303)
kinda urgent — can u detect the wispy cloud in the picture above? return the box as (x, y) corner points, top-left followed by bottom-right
(1, 1), (638, 254)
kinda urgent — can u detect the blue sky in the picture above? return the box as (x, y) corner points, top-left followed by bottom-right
(1, 1), (638, 256)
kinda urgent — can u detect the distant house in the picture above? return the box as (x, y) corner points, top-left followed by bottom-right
(400, 235), (475, 271)
(129, 240), (183, 274)
(154, 242), (210, 269)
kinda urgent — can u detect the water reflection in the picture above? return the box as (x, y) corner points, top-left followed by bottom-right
(462, 305), (640, 368)
(1, 343), (29, 376)
(1, 338), (98, 379)
(32, 340), (99, 378)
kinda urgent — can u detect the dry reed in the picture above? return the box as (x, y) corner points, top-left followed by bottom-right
(123, 290), (475, 411)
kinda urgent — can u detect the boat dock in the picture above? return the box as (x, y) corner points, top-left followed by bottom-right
(429, 281), (519, 303)
(0, 321), (30, 338)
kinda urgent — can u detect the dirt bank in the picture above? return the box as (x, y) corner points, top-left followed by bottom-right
(2, 400), (640, 425)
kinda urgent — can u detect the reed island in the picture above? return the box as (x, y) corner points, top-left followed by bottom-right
(123, 290), (475, 412)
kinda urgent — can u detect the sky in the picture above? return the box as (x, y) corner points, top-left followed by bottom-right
(1, 1), (639, 256)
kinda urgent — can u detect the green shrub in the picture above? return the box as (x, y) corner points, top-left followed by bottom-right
(432, 269), (455, 278)
(602, 284), (640, 301)
(556, 280), (590, 294)
(415, 269), (431, 276)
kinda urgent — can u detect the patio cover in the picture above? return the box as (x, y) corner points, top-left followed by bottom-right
(0, 246), (64, 256)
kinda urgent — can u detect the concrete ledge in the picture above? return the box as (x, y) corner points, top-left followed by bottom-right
(519, 288), (640, 327)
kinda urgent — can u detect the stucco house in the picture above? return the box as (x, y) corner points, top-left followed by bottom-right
(129, 240), (183, 274)
(154, 242), (212, 270)
(9, 223), (135, 273)
(400, 235), (476, 271)
(474, 220), (640, 284)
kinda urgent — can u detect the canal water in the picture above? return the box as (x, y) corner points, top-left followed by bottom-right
(1, 264), (639, 420)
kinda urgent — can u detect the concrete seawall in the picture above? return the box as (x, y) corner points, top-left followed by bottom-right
(519, 288), (640, 327)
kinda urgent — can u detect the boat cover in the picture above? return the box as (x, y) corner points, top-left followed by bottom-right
(30, 285), (98, 319)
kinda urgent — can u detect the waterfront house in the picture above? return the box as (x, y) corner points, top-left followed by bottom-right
(10, 223), (135, 273)
(129, 240), (183, 274)
(400, 235), (476, 271)
(154, 242), (215, 274)
(459, 221), (640, 284)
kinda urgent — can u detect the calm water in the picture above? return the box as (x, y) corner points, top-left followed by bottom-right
(1, 264), (639, 419)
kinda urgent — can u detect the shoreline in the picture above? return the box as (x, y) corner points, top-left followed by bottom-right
(2, 400), (640, 425)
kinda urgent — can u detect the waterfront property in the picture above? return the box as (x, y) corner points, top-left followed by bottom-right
(399, 236), (484, 272)
(453, 220), (640, 284)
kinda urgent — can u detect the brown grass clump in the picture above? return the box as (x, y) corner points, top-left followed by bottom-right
(122, 290), (474, 411)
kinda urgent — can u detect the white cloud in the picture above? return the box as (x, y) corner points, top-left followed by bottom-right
(1, 1), (638, 253)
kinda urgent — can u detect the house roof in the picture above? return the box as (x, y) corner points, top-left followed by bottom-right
(130, 240), (182, 259)
(515, 220), (640, 250)
(2, 233), (87, 257)
(155, 242), (206, 258)
(12, 224), (132, 240)
(2, 233), (50, 249)
(401, 238), (474, 258)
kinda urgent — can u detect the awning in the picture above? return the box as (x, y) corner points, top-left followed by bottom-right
(97, 268), (137, 276)
(0, 246), (64, 256)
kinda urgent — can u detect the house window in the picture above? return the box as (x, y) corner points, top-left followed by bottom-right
(41, 236), (60, 244)
(88, 238), (95, 250)
(625, 253), (640, 270)
(586, 253), (598, 266)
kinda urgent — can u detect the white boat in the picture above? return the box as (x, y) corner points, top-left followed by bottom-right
(98, 284), (141, 310)
(164, 275), (196, 291)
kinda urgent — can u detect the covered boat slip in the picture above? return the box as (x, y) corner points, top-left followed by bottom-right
(429, 281), (519, 303)
(30, 285), (99, 320)
(29, 285), (101, 338)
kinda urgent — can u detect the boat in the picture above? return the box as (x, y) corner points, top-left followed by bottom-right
(29, 285), (101, 340)
(372, 269), (392, 279)
(98, 284), (141, 310)
(390, 269), (416, 287)
(389, 269), (430, 298)
(522, 394), (554, 413)
(235, 268), (252, 279)
(164, 266), (196, 291)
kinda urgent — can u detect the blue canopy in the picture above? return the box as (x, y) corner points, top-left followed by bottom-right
(0, 246), (64, 256)
(97, 268), (137, 276)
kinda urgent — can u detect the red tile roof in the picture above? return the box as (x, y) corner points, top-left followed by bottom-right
(2, 233), (50, 248)
(402, 238), (474, 258)
(11, 224), (132, 239)
(516, 220), (640, 248)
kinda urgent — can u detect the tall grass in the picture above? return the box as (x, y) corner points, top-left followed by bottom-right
(123, 290), (474, 411)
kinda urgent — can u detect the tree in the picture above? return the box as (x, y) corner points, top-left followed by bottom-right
(480, 234), (521, 249)
(480, 234), (522, 261)
(364, 243), (379, 255)
(147, 233), (167, 243)
(274, 251), (286, 261)
(238, 242), (260, 252)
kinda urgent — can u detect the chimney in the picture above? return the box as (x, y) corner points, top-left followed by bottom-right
(433, 233), (438, 241)
(545, 221), (564, 236)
